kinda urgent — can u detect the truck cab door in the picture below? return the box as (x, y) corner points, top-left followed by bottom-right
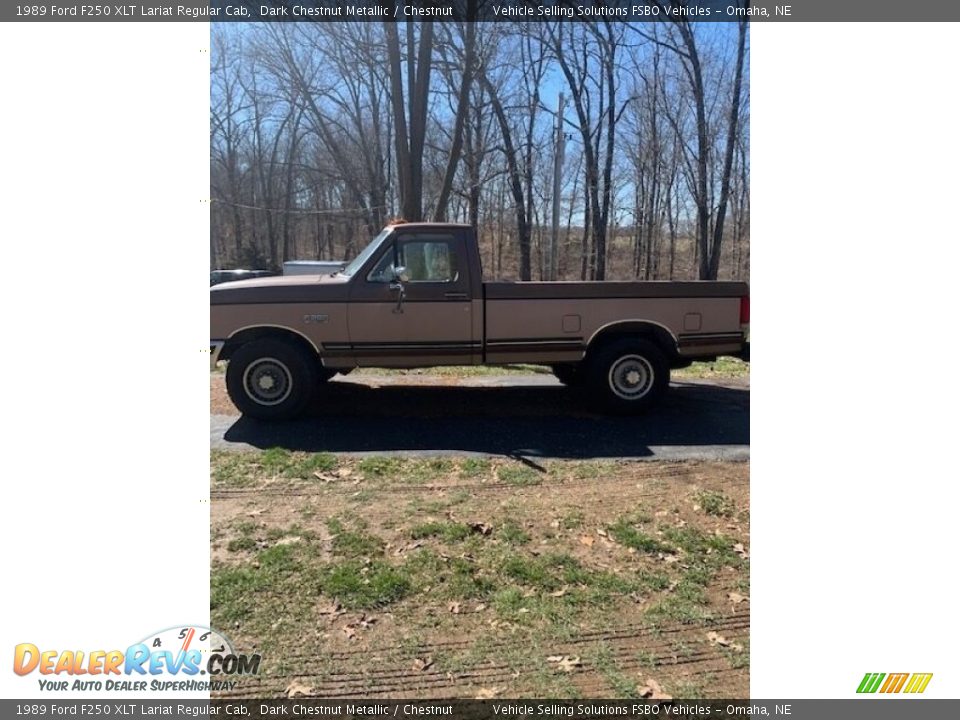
(347, 231), (477, 366)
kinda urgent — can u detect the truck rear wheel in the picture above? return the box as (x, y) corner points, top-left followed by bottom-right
(226, 339), (319, 420)
(586, 338), (669, 414)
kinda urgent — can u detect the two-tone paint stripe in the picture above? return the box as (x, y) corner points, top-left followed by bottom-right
(323, 341), (479, 358)
(485, 337), (585, 355)
(677, 332), (745, 349)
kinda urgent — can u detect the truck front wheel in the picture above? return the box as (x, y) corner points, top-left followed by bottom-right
(586, 339), (669, 414)
(226, 339), (319, 420)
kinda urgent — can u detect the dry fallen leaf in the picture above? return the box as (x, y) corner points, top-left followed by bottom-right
(316, 601), (341, 616)
(471, 522), (493, 536)
(286, 680), (314, 698)
(412, 657), (434, 672)
(637, 678), (671, 700)
(475, 687), (504, 699)
(394, 540), (423, 556)
(448, 602), (461, 614)
(733, 543), (749, 559)
(549, 588), (567, 598)
(579, 535), (595, 547)
(707, 631), (729, 646)
(707, 631), (743, 651)
(728, 592), (748, 605)
(548, 655), (582, 673)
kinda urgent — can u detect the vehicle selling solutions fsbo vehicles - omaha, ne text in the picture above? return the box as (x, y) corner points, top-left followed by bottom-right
(210, 223), (749, 419)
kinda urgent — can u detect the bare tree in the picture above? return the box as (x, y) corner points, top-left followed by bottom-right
(209, 20), (749, 283)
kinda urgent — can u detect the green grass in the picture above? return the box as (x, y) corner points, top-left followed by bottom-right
(497, 465), (542, 486)
(211, 543), (304, 624)
(560, 511), (585, 530)
(608, 518), (670, 554)
(227, 536), (256, 553)
(645, 595), (715, 625)
(661, 526), (739, 562)
(318, 560), (412, 609)
(328, 519), (385, 558)
(570, 461), (618, 479)
(210, 451), (257, 487)
(670, 679), (707, 698)
(695, 490), (736, 517)
(591, 643), (642, 698)
(675, 356), (749, 379)
(460, 458), (491, 477)
(249, 448), (339, 479)
(498, 520), (532, 546)
(211, 566), (265, 623)
(357, 456), (405, 479)
(409, 521), (473, 543)
(723, 639), (750, 669)
(231, 519), (257, 536)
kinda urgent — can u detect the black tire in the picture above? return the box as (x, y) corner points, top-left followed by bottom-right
(226, 339), (319, 420)
(551, 363), (584, 387)
(585, 338), (669, 414)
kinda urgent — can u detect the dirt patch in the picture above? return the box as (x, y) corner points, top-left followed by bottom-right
(211, 453), (749, 698)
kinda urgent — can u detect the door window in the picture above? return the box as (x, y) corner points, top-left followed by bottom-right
(400, 240), (458, 282)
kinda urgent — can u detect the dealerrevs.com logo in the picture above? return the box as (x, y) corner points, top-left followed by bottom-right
(13, 626), (261, 693)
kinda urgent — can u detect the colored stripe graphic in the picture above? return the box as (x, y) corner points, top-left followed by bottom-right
(857, 673), (885, 693)
(857, 672), (932, 694)
(880, 673), (908, 693)
(904, 673), (933, 694)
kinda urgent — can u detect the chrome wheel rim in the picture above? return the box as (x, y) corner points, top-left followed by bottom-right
(242, 357), (293, 406)
(608, 355), (655, 400)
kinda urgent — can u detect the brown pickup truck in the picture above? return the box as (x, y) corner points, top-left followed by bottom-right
(210, 222), (749, 419)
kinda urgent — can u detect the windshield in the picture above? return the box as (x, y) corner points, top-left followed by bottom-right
(339, 228), (392, 277)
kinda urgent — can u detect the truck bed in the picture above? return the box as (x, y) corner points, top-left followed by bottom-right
(483, 281), (748, 364)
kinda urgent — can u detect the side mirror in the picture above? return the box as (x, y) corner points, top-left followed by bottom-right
(389, 266), (407, 314)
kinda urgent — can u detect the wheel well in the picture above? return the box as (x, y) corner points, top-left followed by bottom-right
(220, 327), (318, 364)
(587, 322), (680, 363)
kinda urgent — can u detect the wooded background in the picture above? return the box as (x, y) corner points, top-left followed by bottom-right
(210, 12), (749, 281)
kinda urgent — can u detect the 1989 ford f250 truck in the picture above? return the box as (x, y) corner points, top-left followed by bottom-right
(211, 223), (749, 419)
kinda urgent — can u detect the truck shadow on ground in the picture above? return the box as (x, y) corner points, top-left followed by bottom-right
(215, 379), (749, 459)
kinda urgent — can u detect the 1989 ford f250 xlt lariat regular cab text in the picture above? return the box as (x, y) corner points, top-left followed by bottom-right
(210, 223), (749, 419)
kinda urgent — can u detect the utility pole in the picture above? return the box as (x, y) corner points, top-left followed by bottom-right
(549, 93), (565, 281)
